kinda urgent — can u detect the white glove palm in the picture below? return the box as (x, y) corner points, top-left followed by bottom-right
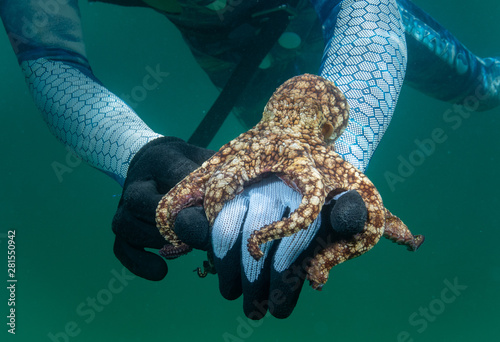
(212, 175), (322, 282)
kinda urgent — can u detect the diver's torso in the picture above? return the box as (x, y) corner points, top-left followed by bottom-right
(90, 0), (323, 126)
(161, 0), (264, 29)
(94, 0), (275, 29)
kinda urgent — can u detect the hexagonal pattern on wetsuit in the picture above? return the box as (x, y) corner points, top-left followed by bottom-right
(320, 0), (407, 172)
(21, 58), (161, 184)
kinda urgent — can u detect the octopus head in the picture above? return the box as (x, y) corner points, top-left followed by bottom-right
(262, 74), (349, 144)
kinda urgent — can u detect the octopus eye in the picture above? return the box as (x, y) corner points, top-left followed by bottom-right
(321, 122), (334, 140)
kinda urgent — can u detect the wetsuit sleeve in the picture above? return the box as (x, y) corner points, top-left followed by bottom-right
(312, 0), (407, 172)
(397, 0), (499, 111)
(0, 0), (162, 186)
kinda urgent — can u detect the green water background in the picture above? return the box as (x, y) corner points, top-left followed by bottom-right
(1, 0), (499, 341)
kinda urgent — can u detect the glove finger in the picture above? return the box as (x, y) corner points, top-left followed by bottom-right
(120, 180), (164, 224)
(330, 190), (367, 236)
(112, 205), (166, 250)
(174, 206), (211, 251)
(241, 178), (289, 319)
(269, 215), (322, 318)
(212, 193), (249, 300)
(271, 187), (312, 273)
(113, 237), (168, 281)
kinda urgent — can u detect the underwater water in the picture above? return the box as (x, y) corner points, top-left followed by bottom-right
(1, 0), (499, 341)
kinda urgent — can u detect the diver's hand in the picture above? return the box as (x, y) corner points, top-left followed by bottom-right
(112, 137), (214, 280)
(211, 176), (367, 319)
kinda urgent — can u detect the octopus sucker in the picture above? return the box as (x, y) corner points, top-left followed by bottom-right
(155, 74), (424, 289)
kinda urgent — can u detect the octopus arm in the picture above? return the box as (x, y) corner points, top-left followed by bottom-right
(383, 209), (425, 251)
(247, 157), (327, 260)
(156, 169), (208, 246)
(306, 153), (386, 289)
(306, 203), (385, 290)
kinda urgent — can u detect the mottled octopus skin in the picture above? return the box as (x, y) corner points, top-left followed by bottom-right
(156, 74), (424, 290)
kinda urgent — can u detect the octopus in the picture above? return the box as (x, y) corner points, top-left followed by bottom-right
(156, 73), (424, 290)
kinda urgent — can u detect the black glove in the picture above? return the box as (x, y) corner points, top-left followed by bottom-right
(209, 175), (367, 319)
(111, 136), (214, 280)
